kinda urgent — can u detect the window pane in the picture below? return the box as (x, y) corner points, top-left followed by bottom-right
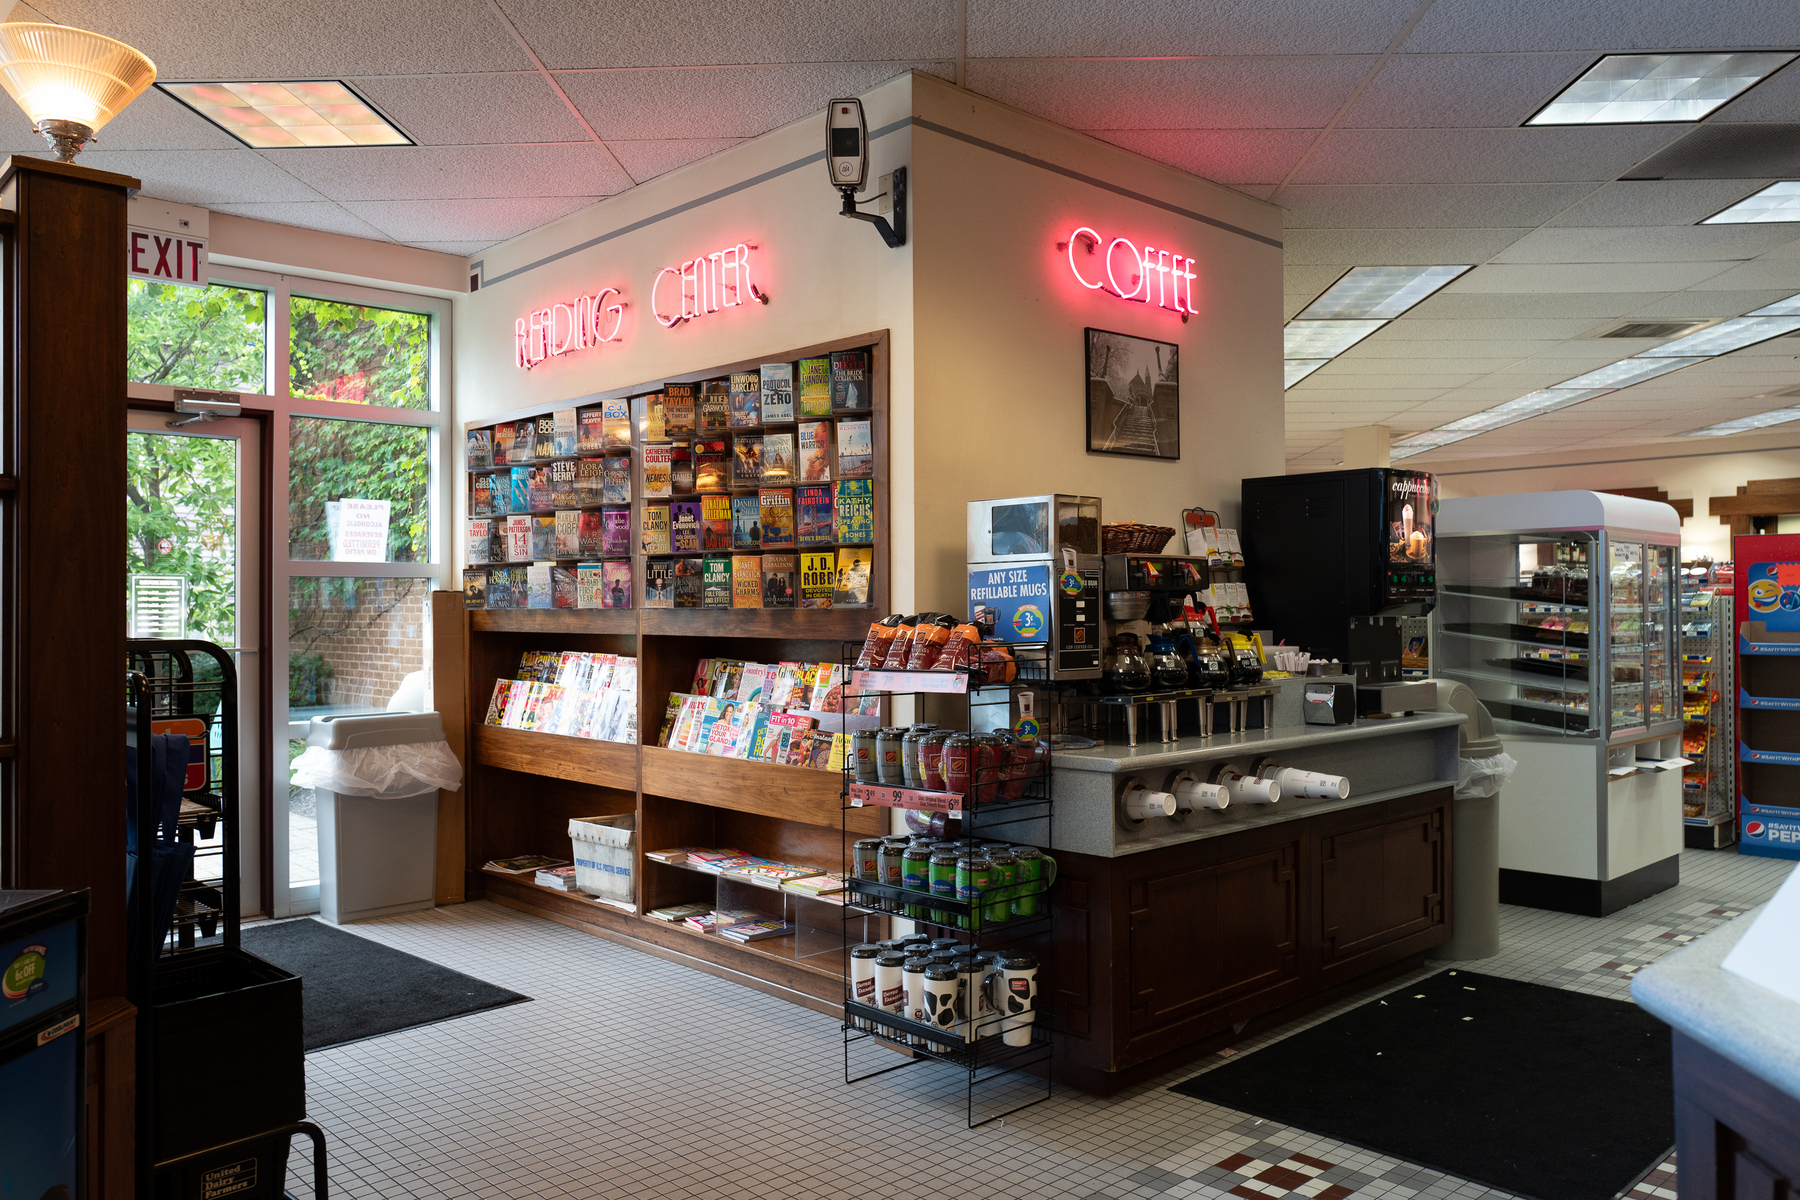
(127, 280), (267, 390)
(289, 416), (432, 562)
(289, 296), (431, 410)
(127, 431), (238, 644)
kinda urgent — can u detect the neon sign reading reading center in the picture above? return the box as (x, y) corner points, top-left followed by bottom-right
(1065, 226), (1197, 315)
(516, 288), (624, 370)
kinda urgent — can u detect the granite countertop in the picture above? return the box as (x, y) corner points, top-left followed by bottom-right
(1631, 903), (1800, 1102)
(1052, 712), (1466, 774)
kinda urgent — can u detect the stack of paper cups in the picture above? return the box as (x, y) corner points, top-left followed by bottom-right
(1171, 774), (1228, 813)
(1267, 767), (1350, 800)
(1219, 770), (1279, 805)
(1122, 782), (1177, 820)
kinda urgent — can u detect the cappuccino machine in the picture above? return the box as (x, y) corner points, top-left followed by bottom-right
(1240, 467), (1440, 709)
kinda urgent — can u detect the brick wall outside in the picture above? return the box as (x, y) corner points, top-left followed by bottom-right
(289, 577), (431, 709)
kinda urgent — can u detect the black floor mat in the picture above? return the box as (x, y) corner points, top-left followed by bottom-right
(242, 919), (528, 1051)
(1169, 970), (1672, 1200)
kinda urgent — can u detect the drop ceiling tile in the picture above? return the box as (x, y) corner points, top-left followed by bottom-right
(1546, 179), (1783, 228)
(1324, 355), (1521, 375)
(1095, 129), (1318, 186)
(63, 88), (243, 153)
(1278, 183), (1599, 229)
(1401, 0), (1800, 54)
(1282, 227), (1529, 266)
(1291, 126), (1687, 186)
(70, 149), (329, 205)
(1688, 260), (1800, 291)
(409, 241), (494, 257)
(1328, 343), (1536, 366)
(1342, 52), (1595, 129)
(1493, 225), (1800, 265)
(1284, 263), (1358, 297)
(206, 201), (393, 242)
(961, 57), (1372, 131)
(1712, 61), (1800, 123)
(1448, 261), (1740, 293)
(49, 0), (536, 77)
(1382, 311), (1607, 336)
(509, 0), (956, 68)
(1403, 291), (1657, 319)
(556, 63), (945, 141)
(967, 0), (1419, 56)
(1294, 373), (1488, 390)
(1624, 291), (1798, 319)
(349, 73), (587, 146)
(1284, 388), (1454, 405)
(340, 196), (599, 243)
(608, 138), (751, 183)
(258, 143), (633, 201)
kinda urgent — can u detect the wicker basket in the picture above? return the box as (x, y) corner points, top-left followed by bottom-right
(1101, 522), (1175, 554)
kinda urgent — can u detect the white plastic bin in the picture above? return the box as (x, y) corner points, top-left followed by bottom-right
(569, 814), (635, 905)
(293, 712), (463, 924)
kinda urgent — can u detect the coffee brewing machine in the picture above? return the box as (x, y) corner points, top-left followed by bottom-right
(1240, 468), (1439, 704)
(967, 494), (1104, 680)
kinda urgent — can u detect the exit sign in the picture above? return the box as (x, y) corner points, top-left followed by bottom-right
(128, 225), (208, 288)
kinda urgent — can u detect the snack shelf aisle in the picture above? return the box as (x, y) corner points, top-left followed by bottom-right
(1680, 590), (1735, 848)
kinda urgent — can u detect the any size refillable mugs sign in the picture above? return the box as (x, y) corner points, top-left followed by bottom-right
(969, 563), (1052, 642)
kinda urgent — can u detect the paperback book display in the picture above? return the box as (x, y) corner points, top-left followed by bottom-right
(483, 650), (640, 743)
(654, 657), (880, 773)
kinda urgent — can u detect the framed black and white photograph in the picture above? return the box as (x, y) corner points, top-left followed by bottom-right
(1085, 327), (1179, 460)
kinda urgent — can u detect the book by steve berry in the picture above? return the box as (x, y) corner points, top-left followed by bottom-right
(694, 441), (729, 493)
(702, 557), (733, 608)
(669, 443), (696, 494)
(759, 488), (795, 549)
(643, 445), (672, 499)
(837, 419), (873, 479)
(728, 371), (761, 428)
(701, 495), (732, 551)
(601, 456), (631, 504)
(732, 495), (761, 550)
(468, 517), (493, 563)
(641, 503), (671, 555)
(732, 555), (762, 608)
(662, 382), (696, 436)
(463, 568), (488, 608)
(761, 431), (794, 486)
(472, 474), (495, 517)
(531, 514), (557, 560)
(761, 553), (797, 608)
(798, 420), (833, 483)
(830, 349), (869, 412)
(670, 500), (702, 554)
(601, 396), (632, 451)
(673, 557), (703, 607)
(555, 509), (581, 558)
(576, 457), (604, 505)
(578, 407), (605, 454)
(834, 479), (874, 544)
(603, 561), (633, 609)
(527, 465), (554, 511)
(800, 552), (836, 609)
(834, 547), (872, 606)
(505, 514), (532, 562)
(643, 557), (674, 608)
(759, 362), (794, 424)
(579, 510), (605, 558)
(510, 422), (535, 464)
(577, 562), (604, 608)
(493, 423), (515, 465)
(467, 428), (492, 470)
(535, 415), (557, 460)
(601, 508), (631, 556)
(553, 408), (578, 457)
(797, 356), (831, 417)
(795, 485), (834, 547)
(551, 459), (579, 507)
(699, 380), (731, 433)
(732, 435), (763, 489)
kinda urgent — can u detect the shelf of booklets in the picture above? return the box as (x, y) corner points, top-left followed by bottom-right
(473, 724), (638, 791)
(839, 644), (1055, 1128)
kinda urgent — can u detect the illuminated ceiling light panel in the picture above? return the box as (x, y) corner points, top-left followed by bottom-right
(158, 79), (411, 148)
(1637, 317), (1800, 357)
(1283, 319), (1386, 359)
(1390, 430), (1476, 460)
(1438, 387), (1616, 433)
(1296, 265), (1471, 320)
(1750, 292), (1800, 316)
(1284, 359), (1331, 388)
(1681, 406), (1800, 437)
(1557, 356), (1706, 387)
(1703, 181), (1800, 224)
(1527, 52), (1795, 125)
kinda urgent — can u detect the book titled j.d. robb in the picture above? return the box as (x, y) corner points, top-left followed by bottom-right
(799, 551), (836, 609)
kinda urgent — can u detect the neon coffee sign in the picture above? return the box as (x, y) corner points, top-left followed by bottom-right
(1064, 226), (1196, 315)
(516, 288), (625, 370)
(651, 242), (762, 327)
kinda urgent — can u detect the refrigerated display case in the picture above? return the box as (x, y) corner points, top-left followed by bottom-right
(1435, 492), (1684, 916)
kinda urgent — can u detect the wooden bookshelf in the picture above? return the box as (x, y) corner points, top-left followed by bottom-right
(473, 725), (637, 791)
(640, 745), (880, 833)
(472, 609), (638, 634)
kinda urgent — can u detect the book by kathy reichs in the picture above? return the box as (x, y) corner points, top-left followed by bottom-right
(834, 479), (874, 544)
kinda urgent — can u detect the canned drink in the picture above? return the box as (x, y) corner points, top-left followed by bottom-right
(928, 851), (958, 925)
(955, 853), (992, 931)
(852, 837), (883, 884)
(902, 846), (932, 919)
(852, 728), (880, 783)
(985, 849), (1017, 926)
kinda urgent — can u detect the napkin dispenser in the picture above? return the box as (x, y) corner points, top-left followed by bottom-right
(1303, 682), (1356, 726)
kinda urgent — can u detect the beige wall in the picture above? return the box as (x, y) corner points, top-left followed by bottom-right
(209, 212), (467, 298)
(1429, 430), (1800, 562)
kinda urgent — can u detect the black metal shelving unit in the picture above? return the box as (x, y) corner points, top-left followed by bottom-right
(838, 643), (1054, 1128)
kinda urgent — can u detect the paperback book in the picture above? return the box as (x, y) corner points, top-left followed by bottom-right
(673, 557), (704, 607)
(701, 495), (732, 551)
(643, 445), (672, 499)
(797, 356), (831, 417)
(527, 465), (554, 511)
(462, 568), (488, 608)
(837, 419), (873, 479)
(577, 407), (606, 455)
(534, 415), (557, 460)
(732, 555), (762, 608)
(601, 508), (631, 556)
(759, 362), (794, 425)
(640, 503), (671, 555)
(496, 566), (528, 608)
(508, 467), (529, 514)
(468, 517), (493, 564)
(800, 552), (836, 609)
(642, 393), (664, 441)
(798, 420), (833, 483)
(795, 485), (834, 547)
(835, 479), (874, 544)
(603, 561), (633, 609)
(669, 443), (696, 495)
(732, 495), (761, 550)
(761, 431), (795, 486)
(694, 441), (729, 493)
(702, 557), (733, 608)
(830, 349), (870, 412)
(761, 554), (797, 608)
(728, 371), (761, 428)
(510, 422), (535, 465)
(527, 561), (553, 608)
(834, 547), (872, 607)
(662, 382), (696, 437)
(643, 557), (674, 607)
(576, 457), (604, 505)
(551, 459), (579, 508)
(472, 473), (495, 517)
(531, 515), (557, 560)
(699, 380), (731, 433)
(553, 408), (578, 457)
(601, 456), (631, 505)
(579, 510), (605, 559)
(552, 564), (578, 609)
(732, 435), (763, 489)
(601, 396), (633, 451)
(466, 428), (492, 471)
(670, 500), (702, 554)
(577, 561), (603, 608)
(493, 423), (515, 466)
(505, 514), (532, 562)
(759, 488), (795, 549)
(555, 509), (581, 559)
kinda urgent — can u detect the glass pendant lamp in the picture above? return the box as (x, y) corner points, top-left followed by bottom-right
(0, 23), (156, 161)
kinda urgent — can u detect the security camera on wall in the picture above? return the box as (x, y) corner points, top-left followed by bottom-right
(828, 97), (905, 248)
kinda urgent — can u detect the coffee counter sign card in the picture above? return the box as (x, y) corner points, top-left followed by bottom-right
(327, 498), (392, 562)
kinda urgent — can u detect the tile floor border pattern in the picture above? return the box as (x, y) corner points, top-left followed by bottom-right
(281, 848), (1790, 1200)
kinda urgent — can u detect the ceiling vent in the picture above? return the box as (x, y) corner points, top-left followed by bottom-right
(1583, 319), (1717, 340)
(1622, 124), (1800, 180)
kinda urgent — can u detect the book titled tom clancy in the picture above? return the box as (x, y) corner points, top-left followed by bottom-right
(759, 488), (795, 549)
(701, 495), (732, 552)
(795, 485), (834, 548)
(510, 422), (535, 465)
(694, 441), (730, 494)
(797, 420), (833, 483)
(601, 456), (631, 505)
(834, 547), (873, 607)
(580, 509), (606, 558)
(601, 396), (633, 451)
(761, 553), (797, 609)
(577, 562), (604, 609)
(467, 518), (493, 564)
(799, 551), (836, 609)
(641, 503), (671, 555)
(555, 509), (581, 558)
(662, 382), (697, 437)
(834, 479), (874, 544)
(527, 465), (555, 511)
(759, 362), (794, 425)
(702, 557), (733, 608)
(576, 457), (604, 505)
(462, 568), (488, 608)
(797, 356), (831, 418)
(830, 349), (870, 412)
(731, 495), (761, 550)
(531, 514), (557, 560)
(603, 561), (633, 609)
(643, 445), (672, 499)
(728, 371), (761, 428)
(493, 422), (515, 466)
(836, 419), (873, 480)
(577, 407), (606, 455)
(467, 428), (493, 471)
(472, 474), (495, 518)
(551, 459), (579, 508)
(671, 500), (702, 554)
(699, 380), (731, 434)
(553, 408), (578, 457)
(732, 555), (762, 608)
(673, 556), (704, 608)
(643, 557), (674, 608)
(732, 435), (763, 489)
(535, 414), (557, 460)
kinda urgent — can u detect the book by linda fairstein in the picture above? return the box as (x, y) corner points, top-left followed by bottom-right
(467, 428), (492, 470)
(641, 503), (671, 555)
(601, 456), (631, 504)
(761, 554), (797, 609)
(462, 568), (488, 609)
(553, 408), (578, 457)
(531, 515), (557, 560)
(472, 474), (495, 517)
(795, 485), (833, 547)
(830, 349), (869, 412)
(799, 552), (835, 609)
(699, 380), (731, 433)
(601, 509), (630, 556)
(643, 557), (674, 608)
(833, 547), (873, 607)
(510, 422), (535, 464)
(759, 362), (794, 425)
(577, 407), (605, 454)
(834, 479), (874, 544)
(836, 419), (873, 479)
(673, 557), (703, 607)
(728, 371), (761, 428)
(493, 423), (514, 466)
(643, 445), (672, 499)
(759, 488), (795, 549)
(662, 382), (696, 436)
(760, 432), (794, 486)
(603, 561), (633, 609)
(732, 555), (762, 608)
(731, 496), (761, 550)
(701, 495), (732, 551)
(579, 510), (605, 558)
(505, 515), (532, 562)
(670, 500), (701, 554)
(577, 562), (604, 608)
(576, 457), (604, 505)
(551, 459), (579, 507)
(601, 396), (632, 451)
(732, 435), (763, 489)
(467, 518), (493, 564)
(797, 356), (831, 417)
(555, 510), (581, 558)
(702, 557), (733, 608)
(797, 420), (832, 483)
(535, 415), (557, 460)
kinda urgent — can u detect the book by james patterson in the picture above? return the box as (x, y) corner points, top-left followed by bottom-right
(732, 435), (763, 489)
(701, 495), (732, 551)
(505, 514), (532, 562)
(472, 474), (494, 518)
(555, 509), (581, 558)
(699, 380), (731, 433)
(531, 514), (557, 560)
(662, 382), (696, 437)
(643, 557), (674, 608)
(761, 553), (797, 609)
(553, 408), (578, 457)
(800, 552), (836, 609)
(836, 419), (873, 479)
(467, 428), (493, 471)
(493, 423), (515, 466)
(551, 459), (579, 508)
(577, 407), (605, 455)
(579, 510), (606, 558)
(600, 509), (630, 556)
(669, 443), (696, 495)
(732, 555), (762, 608)
(797, 420), (833, 483)
(603, 561), (633, 609)
(575, 457), (604, 506)
(643, 445), (672, 499)
(535, 415), (557, 460)
(552, 564), (579, 609)
(670, 500), (702, 554)
(694, 441), (729, 493)
(731, 495), (761, 550)
(728, 371), (761, 428)
(601, 396), (632, 451)
(760, 432), (794, 486)
(759, 488), (795, 549)
(702, 557), (733, 608)
(797, 356), (831, 417)
(463, 568), (488, 608)
(509, 466), (530, 513)
(830, 349), (870, 412)
(641, 503), (671, 555)
(833, 547), (873, 607)
(759, 362), (794, 424)
(527, 561), (554, 608)
(795, 485), (834, 547)
(601, 456), (631, 505)
(527, 465), (554, 511)
(673, 556), (703, 607)
(834, 479), (874, 544)
(487, 567), (512, 608)
(510, 422), (535, 464)
(577, 562), (603, 608)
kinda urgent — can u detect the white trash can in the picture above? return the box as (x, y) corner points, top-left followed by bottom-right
(1430, 682), (1516, 961)
(291, 712), (464, 924)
